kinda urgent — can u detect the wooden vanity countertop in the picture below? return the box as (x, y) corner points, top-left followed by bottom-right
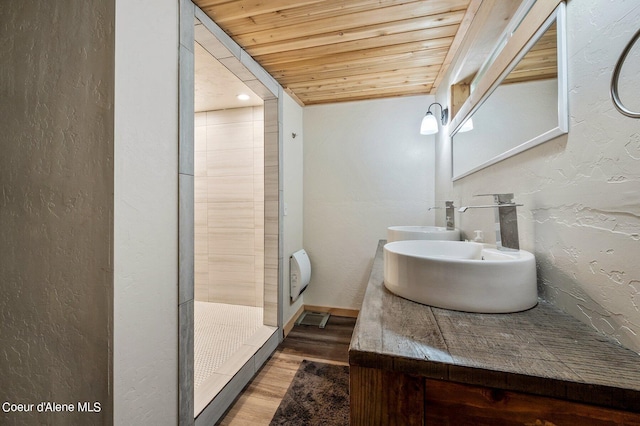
(349, 240), (640, 413)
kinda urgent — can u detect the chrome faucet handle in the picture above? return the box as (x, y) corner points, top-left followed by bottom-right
(474, 193), (516, 204)
(459, 194), (522, 251)
(461, 193), (522, 211)
(428, 201), (456, 230)
(444, 201), (455, 230)
(428, 201), (456, 210)
(458, 203), (523, 213)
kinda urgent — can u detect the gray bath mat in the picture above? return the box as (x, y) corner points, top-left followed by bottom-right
(269, 360), (349, 426)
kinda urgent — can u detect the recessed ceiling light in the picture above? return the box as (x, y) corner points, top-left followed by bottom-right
(237, 93), (250, 101)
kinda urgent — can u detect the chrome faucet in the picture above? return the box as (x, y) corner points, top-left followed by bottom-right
(458, 194), (523, 251)
(428, 201), (456, 230)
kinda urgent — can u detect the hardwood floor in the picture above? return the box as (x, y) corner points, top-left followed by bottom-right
(216, 316), (357, 425)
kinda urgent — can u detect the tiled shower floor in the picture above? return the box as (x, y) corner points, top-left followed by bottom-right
(194, 301), (277, 417)
(194, 301), (262, 389)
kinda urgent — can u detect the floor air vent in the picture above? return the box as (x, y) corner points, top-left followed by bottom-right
(295, 311), (331, 328)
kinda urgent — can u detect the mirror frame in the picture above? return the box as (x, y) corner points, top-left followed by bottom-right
(451, 2), (568, 181)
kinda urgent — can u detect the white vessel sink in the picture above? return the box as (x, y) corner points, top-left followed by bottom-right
(383, 240), (537, 313)
(387, 226), (460, 243)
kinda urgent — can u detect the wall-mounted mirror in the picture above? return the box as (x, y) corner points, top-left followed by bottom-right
(452, 2), (567, 180)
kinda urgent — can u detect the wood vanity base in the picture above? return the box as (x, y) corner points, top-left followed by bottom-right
(350, 365), (640, 426)
(350, 242), (640, 425)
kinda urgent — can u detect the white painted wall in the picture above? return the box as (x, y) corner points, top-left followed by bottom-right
(114, 0), (179, 423)
(282, 94), (305, 324)
(435, 0), (640, 353)
(304, 96), (436, 309)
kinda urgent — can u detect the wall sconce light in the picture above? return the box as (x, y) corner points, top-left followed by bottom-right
(420, 102), (449, 135)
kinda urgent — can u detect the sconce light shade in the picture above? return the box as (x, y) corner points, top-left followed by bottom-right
(459, 117), (474, 133)
(420, 112), (439, 135)
(420, 102), (449, 135)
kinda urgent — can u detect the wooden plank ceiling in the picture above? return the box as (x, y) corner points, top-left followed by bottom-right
(193, 0), (476, 105)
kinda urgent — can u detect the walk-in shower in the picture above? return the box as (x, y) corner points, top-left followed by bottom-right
(192, 101), (271, 416)
(183, 9), (283, 423)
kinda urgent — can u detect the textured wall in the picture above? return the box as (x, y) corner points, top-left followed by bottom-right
(303, 96), (436, 309)
(0, 2), (114, 425)
(436, 0), (640, 353)
(194, 107), (264, 307)
(113, 0), (179, 423)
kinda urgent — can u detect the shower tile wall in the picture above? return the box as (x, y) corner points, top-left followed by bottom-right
(195, 106), (264, 307)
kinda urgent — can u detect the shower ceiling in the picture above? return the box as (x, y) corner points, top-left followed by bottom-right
(195, 41), (263, 112)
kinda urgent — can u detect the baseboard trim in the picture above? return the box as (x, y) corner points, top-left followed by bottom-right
(302, 305), (360, 319)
